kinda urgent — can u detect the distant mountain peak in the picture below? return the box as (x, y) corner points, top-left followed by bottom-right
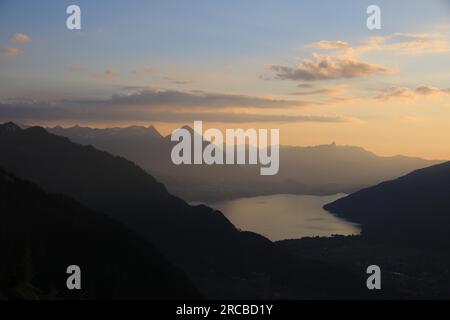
(123, 125), (162, 138)
(0, 122), (22, 133)
(164, 125), (196, 140)
(181, 125), (195, 133)
(25, 125), (50, 135)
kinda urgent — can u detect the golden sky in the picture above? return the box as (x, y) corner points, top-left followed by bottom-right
(2, 1), (450, 159)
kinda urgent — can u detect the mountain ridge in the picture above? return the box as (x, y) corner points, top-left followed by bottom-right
(324, 160), (450, 246)
(46, 123), (442, 201)
(0, 122), (367, 298)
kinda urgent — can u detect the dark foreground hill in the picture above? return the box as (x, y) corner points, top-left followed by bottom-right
(324, 161), (450, 246)
(0, 168), (199, 299)
(0, 122), (368, 299)
(278, 235), (450, 299)
(274, 154), (450, 298)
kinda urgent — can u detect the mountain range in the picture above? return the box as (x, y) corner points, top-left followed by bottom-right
(3, 121), (450, 298)
(0, 122), (368, 299)
(48, 125), (441, 201)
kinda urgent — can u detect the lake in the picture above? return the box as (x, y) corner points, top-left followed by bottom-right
(201, 194), (360, 241)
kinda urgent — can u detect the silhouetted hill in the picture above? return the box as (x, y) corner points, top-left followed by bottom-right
(277, 235), (450, 299)
(0, 122), (368, 298)
(0, 168), (199, 299)
(48, 125), (440, 201)
(324, 161), (450, 246)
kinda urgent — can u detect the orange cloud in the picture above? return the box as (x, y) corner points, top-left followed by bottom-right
(358, 33), (450, 55)
(12, 33), (31, 43)
(376, 85), (450, 100)
(269, 54), (392, 81)
(309, 33), (450, 58)
(308, 40), (350, 50)
(2, 47), (23, 58)
(290, 84), (347, 96)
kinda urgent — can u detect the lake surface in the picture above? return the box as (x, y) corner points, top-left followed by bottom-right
(202, 194), (360, 241)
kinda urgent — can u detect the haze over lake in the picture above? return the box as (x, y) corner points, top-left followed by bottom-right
(203, 194), (360, 241)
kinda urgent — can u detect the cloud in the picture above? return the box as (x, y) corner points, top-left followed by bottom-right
(0, 88), (340, 124)
(290, 88), (336, 96)
(290, 84), (347, 96)
(164, 77), (194, 85)
(414, 85), (443, 96)
(375, 85), (450, 100)
(173, 80), (194, 85)
(1, 47), (23, 58)
(12, 33), (31, 43)
(308, 40), (350, 50)
(125, 112), (348, 123)
(0, 100), (346, 124)
(297, 83), (314, 89)
(312, 33), (450, 56)
(392, 33), (432, 40)
(358, 33), (450, 55)
(268, 31), (448, 83)
(268, 54), (392, 81)
(108, 88), (311, 109)
(375, 87), (415, 100)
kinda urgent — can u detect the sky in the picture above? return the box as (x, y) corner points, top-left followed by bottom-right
(1, 0), (450, 159)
